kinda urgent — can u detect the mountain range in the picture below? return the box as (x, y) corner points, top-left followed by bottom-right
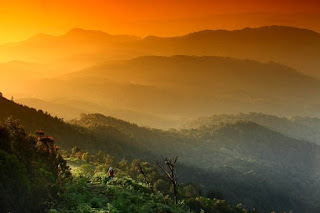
(14, 55), (320, 128)
(1, 25), (319, 77)
(1, 25), (319, 128)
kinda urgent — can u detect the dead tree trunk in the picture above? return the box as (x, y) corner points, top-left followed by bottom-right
(157, 155), (179, 205)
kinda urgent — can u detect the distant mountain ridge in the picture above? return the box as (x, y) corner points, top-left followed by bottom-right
(137, 25), (320, 77)
(146, 25), (319, 41)
(1, 25), (319, 77)
(21, 55), (320, 128)
(184, 112), (320, 145)
(20, 28), (140, 45)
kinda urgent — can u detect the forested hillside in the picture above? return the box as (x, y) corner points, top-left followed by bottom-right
(71, 113), (320, 212)
(0, 96), (149, 157)
(1, 1), (319, 212)
(1, 96), (320, 212)
(0, 95), (93, 149)
(185, 113), (320, 145)
(0, 119), (70, 212)
(0, 120), (262, 213)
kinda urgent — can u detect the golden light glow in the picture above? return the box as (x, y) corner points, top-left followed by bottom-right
(0, 0), (319, 44)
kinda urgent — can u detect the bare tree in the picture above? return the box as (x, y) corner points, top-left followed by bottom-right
(157, 155), (179, 205)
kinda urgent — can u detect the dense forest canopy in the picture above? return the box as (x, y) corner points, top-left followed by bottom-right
(184, 112), (320, 145)
(0, 117), (263, 213)
(1, 96), (320, 212)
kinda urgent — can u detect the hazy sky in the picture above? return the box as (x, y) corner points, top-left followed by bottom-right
(0, 0), (320, 44)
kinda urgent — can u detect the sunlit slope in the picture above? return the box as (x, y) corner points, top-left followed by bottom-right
(21, 55), (320, 128)
(71, 113), (320, 213)
(1, 95), (320, 212)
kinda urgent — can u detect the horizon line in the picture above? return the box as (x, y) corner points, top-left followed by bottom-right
(1, 24), (319, 46)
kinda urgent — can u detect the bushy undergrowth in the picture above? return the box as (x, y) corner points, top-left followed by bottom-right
(50, 149), (261, 213)
(51, 176), (190, 213)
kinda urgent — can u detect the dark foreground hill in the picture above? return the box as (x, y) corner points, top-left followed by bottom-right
(0, 96), (146, 156)
(1, 96), (320, 212)
(0, 95), (90, 148)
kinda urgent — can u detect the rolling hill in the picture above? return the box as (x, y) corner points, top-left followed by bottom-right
(70, 113), (320, 213)
(184, 112), (320, 146)
(18, 55), (320, 128)
(0, 95), (147, 156)
(1, 95), (320, 212)
(135, 26), (320, 78)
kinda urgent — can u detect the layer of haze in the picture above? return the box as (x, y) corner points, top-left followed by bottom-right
(0, 24), (320, 128)
(1, 0), (320, 44)
(1, 0), (320, 128)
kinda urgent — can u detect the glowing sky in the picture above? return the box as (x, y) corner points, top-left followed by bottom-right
(1, 0), (320, 44)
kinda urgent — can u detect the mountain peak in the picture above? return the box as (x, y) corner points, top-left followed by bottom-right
(64, 28), (140, 41)
(242, 25), (320, 36)
(65, 28), (111, 37)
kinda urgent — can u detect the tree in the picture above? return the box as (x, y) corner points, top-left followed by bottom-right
(96, 150), (105, 164)
(104, 154), (115, 166)
(71, 146), (81, 155)
(157, 155), (179, 205)
(35, 130), (45, 139)
(131, 159), (155, 193)
(72, 146), (82, 159)
(0, 126), (11, 152)
(82, 152), (90, 163)
(0, 121), (70, 212)
(79, 164), (95, 178)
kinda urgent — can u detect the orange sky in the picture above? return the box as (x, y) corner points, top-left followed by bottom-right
(0, 0), (320, 44)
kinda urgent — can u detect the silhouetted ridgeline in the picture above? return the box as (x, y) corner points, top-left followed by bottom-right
(0, 95), (93, 149)
(1, 26), (320, 77)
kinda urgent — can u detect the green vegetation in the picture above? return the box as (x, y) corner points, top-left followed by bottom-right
(1, 96), (320, 212)
(51, 148), (260, 213)
(185, 112), (320, 145)
(0, 119), (259, 213)
(0, 118), (70, 212)
(70, 113), (320, 212)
